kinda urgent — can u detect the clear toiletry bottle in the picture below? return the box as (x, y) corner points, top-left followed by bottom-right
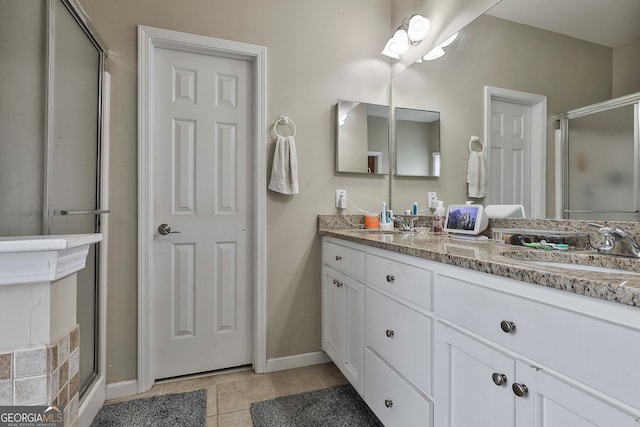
(433, 200), (445, 235)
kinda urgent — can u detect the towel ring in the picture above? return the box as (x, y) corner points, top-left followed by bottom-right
(468, 136), (485, 153)
(273, 116), (297, 138)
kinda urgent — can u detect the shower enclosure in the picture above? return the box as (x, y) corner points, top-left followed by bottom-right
(555, 92), (640, 221)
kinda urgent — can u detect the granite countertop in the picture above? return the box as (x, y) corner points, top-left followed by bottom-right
(319, 226), (640, 308)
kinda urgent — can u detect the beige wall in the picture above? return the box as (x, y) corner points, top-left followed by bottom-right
(0, 1), (46, 236)
(391, 14), (612, 216)
(78, 0), (391, 383)
(613, 38), (640, 97)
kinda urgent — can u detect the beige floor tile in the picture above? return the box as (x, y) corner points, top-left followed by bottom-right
(218, 410), (253, 427)
(215, 368), (261, 385)
(104, 383), (163, 404)
(205, 415), (218, 427)
(205, 382), (217, 416)
(217, 376), (277, 414)
(267, 366), (324, 397)
(313, 363), (348, 388)
(160, 374), (217, 394)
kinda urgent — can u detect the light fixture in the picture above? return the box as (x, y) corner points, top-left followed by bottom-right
(381, 14), (431, 59)
(421, 31), (459, 62)
(407, 15), (431, 45)
(423, 46), (445, 61)
(440, 32), (458, 47)
(381, 28), (410, 58)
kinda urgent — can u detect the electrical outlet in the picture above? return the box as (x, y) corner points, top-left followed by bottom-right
(428, 192), (438, 209)
(335, 189), (347, 209)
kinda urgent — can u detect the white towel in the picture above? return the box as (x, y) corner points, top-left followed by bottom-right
(268, 135), (299, 195)
(467, 137), (486, 198)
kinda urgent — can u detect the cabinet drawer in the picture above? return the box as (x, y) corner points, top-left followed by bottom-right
(365, 347), (433, 427)
(366, 253), (433, 311)
(323, 241), (365, 279)
(436, 274), (640, 410)
(366, 288), (433, 394)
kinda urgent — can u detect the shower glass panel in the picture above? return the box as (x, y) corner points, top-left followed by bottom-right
(46, 0), (103, 397)
(566, 104), (638, 221)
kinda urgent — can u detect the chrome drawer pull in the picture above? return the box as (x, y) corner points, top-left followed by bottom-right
(385, 329), (395, 338)
(500, 320), (516, 334)
(384, 399), (393, 408)
(512, 383), (528, 397)
(335, 255), (342, 261)
(386, 274), (395, 283)
(492, 373), (507, 386)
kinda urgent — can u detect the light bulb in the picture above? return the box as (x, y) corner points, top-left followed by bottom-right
(423, 46), (445, 61)
(440, 32), (458, 47)
(381, 37), (400, 59)
(388, 29), (410, 55)
(407, 15), (431, 44)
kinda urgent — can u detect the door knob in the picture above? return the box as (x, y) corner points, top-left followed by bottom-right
(158, 224), (181, 235)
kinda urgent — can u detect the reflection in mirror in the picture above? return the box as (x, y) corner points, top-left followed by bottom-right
(390, 0), (640, 219)
(336, 100), (389, 174)
(395, 107), (440, 177)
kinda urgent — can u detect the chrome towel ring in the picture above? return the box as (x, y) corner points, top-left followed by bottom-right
(273, 116), (297, 138)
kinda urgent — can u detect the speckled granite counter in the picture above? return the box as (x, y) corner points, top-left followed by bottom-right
(319, 216), (640, 308)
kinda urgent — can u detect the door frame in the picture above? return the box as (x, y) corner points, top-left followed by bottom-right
(137, 25), (267, 393)
(484, 86), (547, 218)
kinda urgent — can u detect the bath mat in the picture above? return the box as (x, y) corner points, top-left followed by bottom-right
(91, 388), (206, 427)
(250, 384), (383, 427)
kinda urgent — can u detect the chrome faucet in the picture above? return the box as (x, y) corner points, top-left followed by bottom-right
(589, 223), (640, 258)
(392, 216), (418, 232)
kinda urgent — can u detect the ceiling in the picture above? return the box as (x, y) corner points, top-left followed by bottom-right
(487, 0), (640, 48)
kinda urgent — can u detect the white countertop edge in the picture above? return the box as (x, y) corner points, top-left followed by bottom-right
(0, 234), (103, 253)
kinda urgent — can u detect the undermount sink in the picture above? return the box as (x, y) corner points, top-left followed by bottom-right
(526, 260), (640, 276)
(500, 249), (640, 276)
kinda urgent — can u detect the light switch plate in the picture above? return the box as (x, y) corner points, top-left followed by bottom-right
(428, 192), (437, 209)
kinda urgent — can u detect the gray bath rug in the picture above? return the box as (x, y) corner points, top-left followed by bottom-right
(91, 388), (207, 427)
(250, 384), (383, 427)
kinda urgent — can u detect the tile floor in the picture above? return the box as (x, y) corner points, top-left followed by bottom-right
(104, 363), (348, 427)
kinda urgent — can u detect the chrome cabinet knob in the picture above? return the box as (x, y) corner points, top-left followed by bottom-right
(500, 320), (516, 333)
(384, 399), (393, 408)
(158, 223), (181, 235)
(512, 383), (528, 397)
(335, 255), (342, 261)
(386, 274), (395, 283)
(385, 329), (395, 338)
(492, 373), (507, 386)
(336, 281), (343, 288)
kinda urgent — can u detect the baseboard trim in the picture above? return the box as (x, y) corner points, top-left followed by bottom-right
(105, 379), (139, 400)
(265, 351), (331, 373)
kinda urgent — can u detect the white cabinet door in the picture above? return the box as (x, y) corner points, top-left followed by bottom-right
(515, 361), (640, 427)
(435, 323), (515, 427)
(322, 265), (364, 394)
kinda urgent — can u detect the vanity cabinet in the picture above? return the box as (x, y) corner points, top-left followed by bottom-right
(321, 235), (640, 427)
(435, 269), (640, 427)
(321, 242), (365, 394)
(363, 252), (435, 427)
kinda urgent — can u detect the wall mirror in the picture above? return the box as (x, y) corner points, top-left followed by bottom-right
(389, 0), (640, 219)
(395, 107), (440, 177)
(335, 100), (390, 174)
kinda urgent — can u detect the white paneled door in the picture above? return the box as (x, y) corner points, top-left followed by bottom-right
(152, 47), (253, 379)
(488, 99), (532, 215)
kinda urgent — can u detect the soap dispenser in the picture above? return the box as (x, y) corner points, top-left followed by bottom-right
(433, 200), (445, 235)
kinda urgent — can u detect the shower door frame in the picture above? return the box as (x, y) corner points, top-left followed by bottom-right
(43, 0), (109, 423)
(555, 92), (640, 219)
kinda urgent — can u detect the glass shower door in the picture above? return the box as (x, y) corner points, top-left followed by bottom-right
(46, 0), (105, 397)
